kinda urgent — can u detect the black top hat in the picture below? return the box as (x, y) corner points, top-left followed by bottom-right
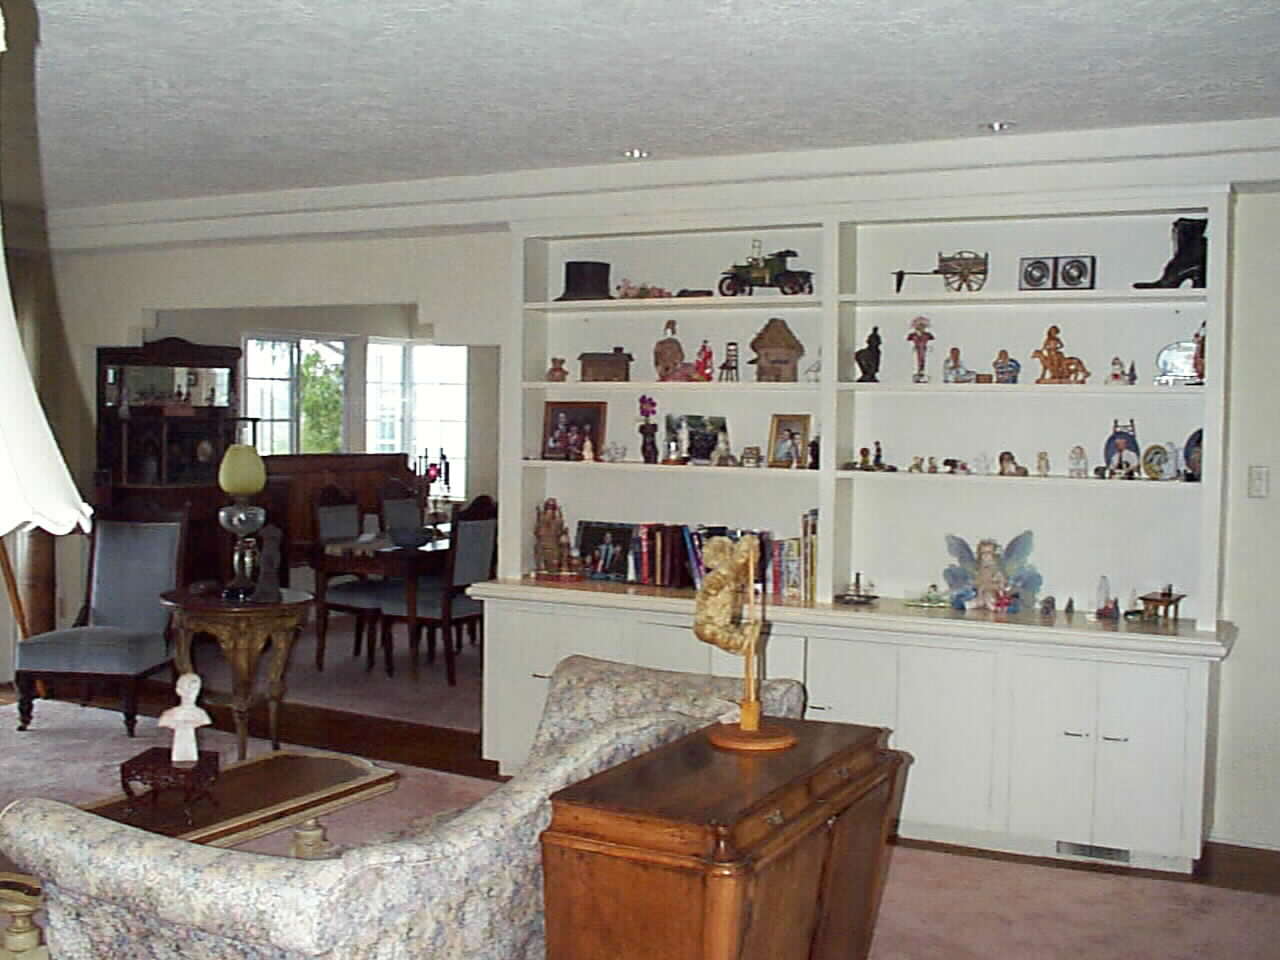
(556, 261), (614, 301)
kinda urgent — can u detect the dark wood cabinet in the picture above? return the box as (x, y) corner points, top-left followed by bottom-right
(541, 717), (910, 960)
(94, 337), (257, 585)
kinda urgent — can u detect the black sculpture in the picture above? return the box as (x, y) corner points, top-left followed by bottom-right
(1134, 218), (1207, 289)
(854, 326), (882, 382)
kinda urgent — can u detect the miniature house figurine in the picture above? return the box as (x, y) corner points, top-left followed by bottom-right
(748, 317), (805, 382)
(579, 346), (634, 382)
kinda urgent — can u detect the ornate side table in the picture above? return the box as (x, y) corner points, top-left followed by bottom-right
(161, 587), (314, 761)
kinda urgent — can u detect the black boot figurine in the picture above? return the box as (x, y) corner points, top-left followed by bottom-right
(1134, 217), (1207, 289)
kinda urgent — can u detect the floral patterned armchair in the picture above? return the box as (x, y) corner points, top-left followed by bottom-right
(0, 656), (805, 959)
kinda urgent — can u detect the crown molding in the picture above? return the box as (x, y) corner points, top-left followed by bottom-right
(44, 116), (1280, 252)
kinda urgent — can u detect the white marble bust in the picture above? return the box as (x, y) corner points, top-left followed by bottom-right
(158, 672), (213, 764)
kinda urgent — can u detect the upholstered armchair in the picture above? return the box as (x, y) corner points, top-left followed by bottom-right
(0, 656), (805, 959)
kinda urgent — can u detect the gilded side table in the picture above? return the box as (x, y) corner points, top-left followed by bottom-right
(162, 587), (313, 761)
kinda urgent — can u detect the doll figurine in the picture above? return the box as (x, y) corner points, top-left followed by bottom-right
(943, 347), (976, 383)
(907, 315), (934, 383)
(992, 349), (1021, 384)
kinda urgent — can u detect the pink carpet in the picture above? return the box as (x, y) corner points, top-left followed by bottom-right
(193, 614), (483, 733)
(871, 845), (1280, 960)
(0, 700), (497, 861)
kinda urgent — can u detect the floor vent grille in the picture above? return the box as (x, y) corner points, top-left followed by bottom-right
(1056, 841), (1131, 863)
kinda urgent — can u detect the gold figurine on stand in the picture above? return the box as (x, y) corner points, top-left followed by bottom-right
(693, 534), (797, 752)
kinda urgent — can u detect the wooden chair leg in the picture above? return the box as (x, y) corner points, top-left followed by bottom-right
(122, 677), (140, 737)
(352, 614), (365, 658)
(368, 617), (383, 673)
(315, 605), (329, 672)
(424, 626), (437, 664)
(15, 672), (35, 731)
(382, 621), (395, 678)
(444, 621), (458, 687)
(466, 619), (479, 647)
(409, 624), (423, 672)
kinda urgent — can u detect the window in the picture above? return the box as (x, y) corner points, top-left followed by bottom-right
(244, 337), (347, 454)
(366, 341), (468, 498)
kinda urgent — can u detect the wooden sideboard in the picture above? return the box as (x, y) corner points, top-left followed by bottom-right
(263, 453), (416, 565)
(541, 717), (909, 960)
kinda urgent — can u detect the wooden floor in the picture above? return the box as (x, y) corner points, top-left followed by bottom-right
(2, 681), (1275, 894)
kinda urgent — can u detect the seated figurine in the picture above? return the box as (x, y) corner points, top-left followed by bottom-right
(943, 347), (977, 383)
(992, 349), (1021, 384)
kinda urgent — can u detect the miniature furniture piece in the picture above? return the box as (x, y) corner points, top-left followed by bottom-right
(543, 717), (908, 960)
(376, 495), (496, 683)
(15, 505), (188, 737)
(1140, 590), (1186, 620)
(0, 655), (806, 960)
(161, 586), (313, 761)
(94, 337), (255, 585)
(120, 747), (220, 826)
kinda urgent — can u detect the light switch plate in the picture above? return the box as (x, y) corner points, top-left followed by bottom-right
(1247, 465), (1270, 498)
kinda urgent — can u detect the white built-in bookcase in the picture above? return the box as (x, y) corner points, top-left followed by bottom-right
(498, 186), (1230, 632)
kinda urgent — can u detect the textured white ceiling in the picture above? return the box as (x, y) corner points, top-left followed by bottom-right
(9, 0), (1280, 210)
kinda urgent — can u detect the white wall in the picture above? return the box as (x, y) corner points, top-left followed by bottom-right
(34, 130), (1280, 851)
(1214, 190), (1280, 849)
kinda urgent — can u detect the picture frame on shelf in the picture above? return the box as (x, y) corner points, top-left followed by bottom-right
(767, 414), (811, 468)
(576, 520), (636, 581)
(542, 401), (607, 461)
(665, 414), (728, 464)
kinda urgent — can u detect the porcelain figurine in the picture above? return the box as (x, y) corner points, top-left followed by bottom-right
(908, 456), (924, 473)
(159, 673), (212, 764)
(1068, 445), (1089, 478)
(1107, 356), (1128, 385)
(907, 315), (934, 383)
(1032, 325), (1091, 384)
(1036, 451), (1050, 477)
(943, 347), (976, 383)
(998, 451), (1028, 476)
(545, 358), (569, 382)
(992, 349), (1021, 384)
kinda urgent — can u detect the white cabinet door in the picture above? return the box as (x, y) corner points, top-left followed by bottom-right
(1008, 655), (1097, 845)
(895, 645), (997, 831)
(1094, 662), (1188, 855)
(628, 618), (713, 674)
(481, 606), (563, 773)
(803, 634), (896, 726)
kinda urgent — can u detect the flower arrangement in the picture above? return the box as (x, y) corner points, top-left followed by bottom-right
(637, 395), (658, 464)
(638, 395), (656, 422)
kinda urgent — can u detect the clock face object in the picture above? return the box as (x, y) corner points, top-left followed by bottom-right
(1057, 256), (1095, 288)
(1020, 258), (1052, 289)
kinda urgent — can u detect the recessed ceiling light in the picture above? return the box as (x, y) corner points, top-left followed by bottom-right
(982, 121), (1017, 133)
(621, 148), (651, 160)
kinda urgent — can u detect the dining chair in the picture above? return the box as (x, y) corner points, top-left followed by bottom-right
(14, 502), (188, 736)
(376, 495), (497, 685)
(378, 477), (423, 538)
(311, 482), (383, 670)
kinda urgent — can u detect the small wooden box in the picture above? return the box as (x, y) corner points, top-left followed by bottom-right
(542, 717), (910, 960)
(579, 347), (633, 382)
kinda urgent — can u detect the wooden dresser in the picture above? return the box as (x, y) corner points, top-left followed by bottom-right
(541, 717), (910, 960)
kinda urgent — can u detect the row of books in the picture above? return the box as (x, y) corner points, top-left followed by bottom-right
(575, 510), (818, 603)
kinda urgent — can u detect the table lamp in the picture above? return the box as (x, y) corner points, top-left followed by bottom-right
(217, 444), (267, 601)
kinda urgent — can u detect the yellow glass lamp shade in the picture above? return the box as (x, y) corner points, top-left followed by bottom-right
(218, 444), (266, 496)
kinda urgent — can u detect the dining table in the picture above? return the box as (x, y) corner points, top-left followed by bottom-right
(311, 528), (451, 672)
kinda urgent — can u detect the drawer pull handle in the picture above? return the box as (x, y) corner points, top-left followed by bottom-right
(1063, 730), (1089, 738)
(764, 810), (785, 827)
(531, 672), (551, 680)
(809, 705), (830, 711)
(1102, 736), (1129, 743)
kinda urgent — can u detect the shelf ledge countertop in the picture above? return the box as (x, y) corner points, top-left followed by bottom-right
(469, 579), (1232, 662)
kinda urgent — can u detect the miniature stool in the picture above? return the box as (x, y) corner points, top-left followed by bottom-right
(1139, 591), (1186, 621)
(121, 747), (220, 826)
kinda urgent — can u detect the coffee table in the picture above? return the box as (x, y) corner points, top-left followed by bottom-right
(1, 750), (398, 902)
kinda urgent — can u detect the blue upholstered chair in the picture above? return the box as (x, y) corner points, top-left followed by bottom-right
(377, 478), (423, 539)
(311, 483), (385, 671)
(14, 505), (187, 737)
(376, 495), (496, 685)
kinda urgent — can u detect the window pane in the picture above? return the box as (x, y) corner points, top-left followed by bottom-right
(246, 339), (294, 379)
(367, 342), (405, 384)
(299, 340), (345, 453)
(412, 344), (466, 384)
(413, 383), (467, 421)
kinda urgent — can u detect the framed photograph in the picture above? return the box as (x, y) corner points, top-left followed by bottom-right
(576, 520), (635, 581)
(767, 414), (811, 467)
(542, 401), (607, 461)
(664, 414), (728, 463)
(740, 445), (763, 468)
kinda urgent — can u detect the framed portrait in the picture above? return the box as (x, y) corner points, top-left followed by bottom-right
(767, 414), (811, 467)
(542, 401), (607, 461)
(576, 520), (635, 581)
(664, 414), (728, 463)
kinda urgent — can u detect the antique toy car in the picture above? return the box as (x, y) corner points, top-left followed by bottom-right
(719, 240), (814, 296)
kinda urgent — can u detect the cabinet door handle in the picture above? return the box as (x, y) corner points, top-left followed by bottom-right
(809, 704), (830, 711)
(531, 672), (551, 679)
(764, 809), (785, 827)
(1062, 730), (1090, 738)
(1102, 735), (1129, 743)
